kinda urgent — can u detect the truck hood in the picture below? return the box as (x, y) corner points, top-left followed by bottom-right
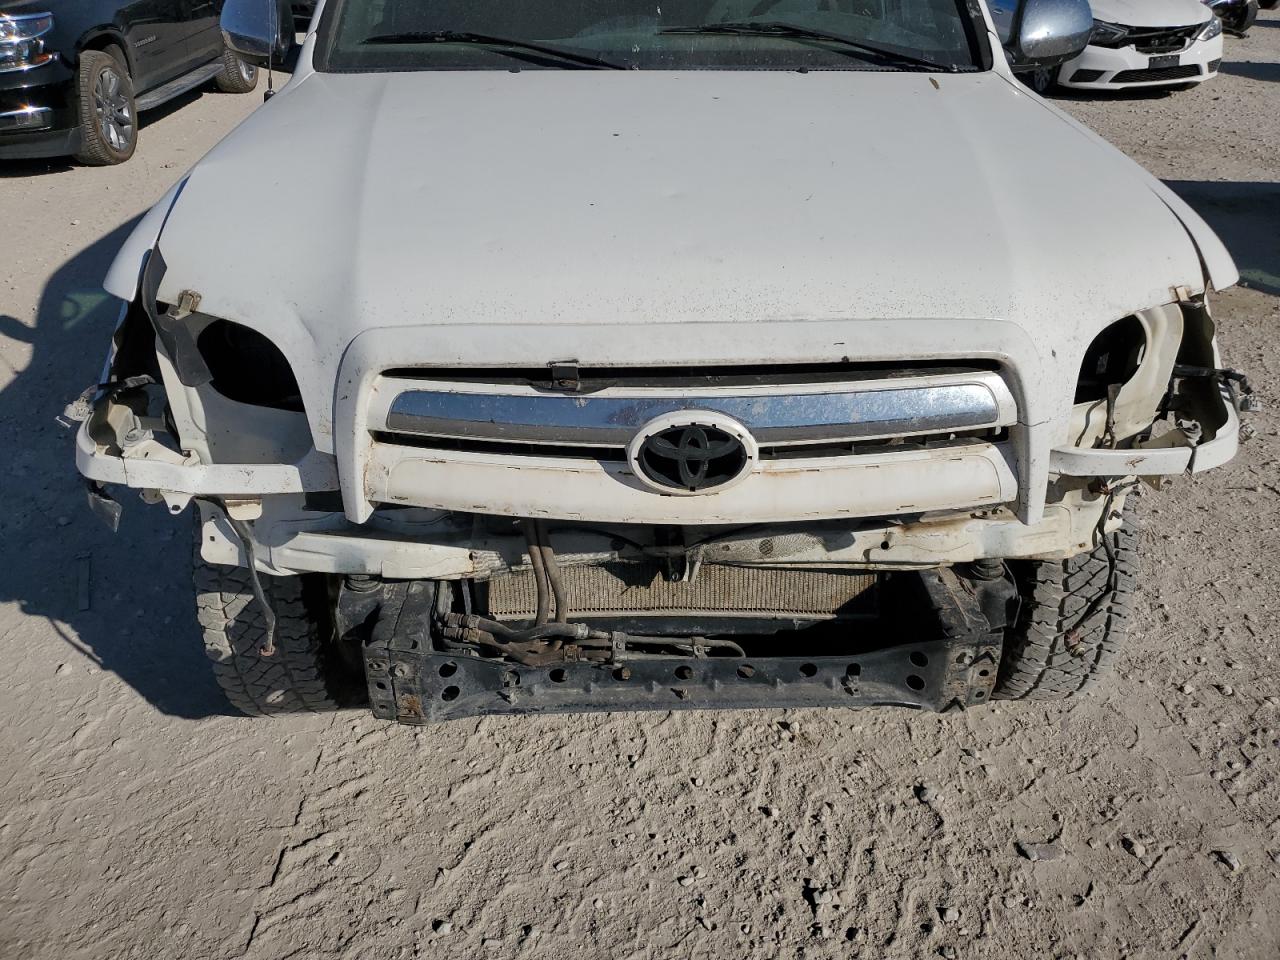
(1088, 0), (1212, 27)
(141, 69), (1218, 449)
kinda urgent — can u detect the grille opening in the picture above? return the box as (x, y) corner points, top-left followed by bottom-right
(373, 427), (1008, 461)
(757, 428), (1008, 460)
(1130, 25), (1200, 54)
(1069, 68), (1105, 83)
(1112, 64), (1201, 83)
(373, 433), (626, 460)
(383, 359), (1001, 393)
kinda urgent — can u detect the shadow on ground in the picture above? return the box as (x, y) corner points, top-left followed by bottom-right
(1165, 180), (1280, 296)
(1218, 61), (1280, 83)
(1048, 85), (1180, 103)
(0, 217), (233, 718)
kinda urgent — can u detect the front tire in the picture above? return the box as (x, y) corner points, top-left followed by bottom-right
(195, 554), (351, 716)
(1022, 66), (1057, 96)
(994, 506), (1138, 700)
(73, 48), (136, 165)
(214, 47), (259, 94)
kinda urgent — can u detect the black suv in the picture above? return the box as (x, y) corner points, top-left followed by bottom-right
(1, 1), (258, 164)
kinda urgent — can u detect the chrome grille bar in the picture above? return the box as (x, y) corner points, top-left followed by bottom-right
(381, 374), (1013, 446)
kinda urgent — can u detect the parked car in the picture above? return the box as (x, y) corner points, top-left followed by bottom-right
(291, 2), (315, 31)
(996, 0), (1223, 93)
(0, 1), (260, 164)
(76, 0), (1246, 723)
(1204, 0), (1258, 36)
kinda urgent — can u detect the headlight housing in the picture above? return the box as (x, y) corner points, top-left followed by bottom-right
(1075, 316), (1147, 404)
(1197, 17), (1223, 41)
(0, 11), (55, 73)
(1089, 20), (1130, 46)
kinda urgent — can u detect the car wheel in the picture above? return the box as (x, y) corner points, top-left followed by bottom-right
(993, 504), (1137, 700)
(1022, 67), (1057, 96)
(214, 46), (260, 94)
(73, 48), (137, 166)
(194, 543), (361, 716)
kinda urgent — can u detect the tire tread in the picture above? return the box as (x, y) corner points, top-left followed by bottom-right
(994, 506), (1138, 701)
(194, 559), (341, 716)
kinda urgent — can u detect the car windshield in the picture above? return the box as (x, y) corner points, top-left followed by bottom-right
(316, 0), (987, 73)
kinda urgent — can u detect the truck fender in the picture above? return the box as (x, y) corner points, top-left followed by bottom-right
(1144, 179), (1241, 293)
(103, 177), (189, 302)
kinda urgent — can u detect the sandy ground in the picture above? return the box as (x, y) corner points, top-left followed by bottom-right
(2, 20), (1279, 959)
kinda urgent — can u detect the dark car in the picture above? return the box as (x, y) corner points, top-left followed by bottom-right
(1, 1), (260, 164)
(1204, 0), (1259, 35)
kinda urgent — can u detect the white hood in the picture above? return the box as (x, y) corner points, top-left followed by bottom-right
(135, 69), (1226, 450)
(1088, 0), (1213, 27)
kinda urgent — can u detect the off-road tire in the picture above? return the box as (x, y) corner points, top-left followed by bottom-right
(994, 507), (1138, 700)
(73, 48), (137, 165)
(195, 557), (346, 716)
(214, 47), (259, 94)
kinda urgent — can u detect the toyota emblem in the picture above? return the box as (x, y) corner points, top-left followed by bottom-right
(627, 413), (756, 495)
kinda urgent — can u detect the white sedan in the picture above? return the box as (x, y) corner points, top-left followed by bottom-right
(1026, 0), (1223, 92)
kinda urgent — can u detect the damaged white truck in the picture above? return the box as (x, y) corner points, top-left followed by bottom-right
(75, 0), (1250, 722)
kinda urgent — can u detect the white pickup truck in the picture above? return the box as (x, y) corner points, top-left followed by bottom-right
(76, 0), (1248, 723)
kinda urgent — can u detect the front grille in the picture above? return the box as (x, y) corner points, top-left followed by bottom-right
(486, 561), (877, 620)
(1113, 64), (1201, 83)
(377, 365), (1015, 451)
(1208, 59), (1221, 72)
(1130, 25), (1200, 54)
(1070, 69), (1105, 83)
(1091, 23), (1200, 53)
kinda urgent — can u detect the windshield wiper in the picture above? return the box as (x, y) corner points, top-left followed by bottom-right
(658, 21), (955, 72)
(362, 30), (626, 70)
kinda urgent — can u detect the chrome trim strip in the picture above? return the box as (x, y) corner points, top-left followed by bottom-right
(0, 58), (56, 74)
(385, 382), (1007, 446)
(0, 105), (52, 128)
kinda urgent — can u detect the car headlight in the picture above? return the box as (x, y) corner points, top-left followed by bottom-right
(1089, 20), (1130, 46)
(1197, 17), (1223, 41)
(0, 11), (55, 73)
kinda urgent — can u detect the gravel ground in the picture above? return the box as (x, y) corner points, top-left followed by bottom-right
(2, 20), (1279, 959)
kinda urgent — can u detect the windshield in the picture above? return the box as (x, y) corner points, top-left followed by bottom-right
(316, 1), (988, 73)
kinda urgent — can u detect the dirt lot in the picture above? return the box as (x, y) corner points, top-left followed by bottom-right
(2, 21), (1280, 960)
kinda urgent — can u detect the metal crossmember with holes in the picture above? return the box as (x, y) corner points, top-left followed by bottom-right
(361, 569), (1005, 724)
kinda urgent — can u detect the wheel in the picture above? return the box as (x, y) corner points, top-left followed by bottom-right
(214, 46), (259, 93)
(1021, 66), (1057, 96)
(195, 550), (356, 716)
(73, 48), (136, 165)
(994, 504), (1137, 700)
(1239, 0), (1259, 34)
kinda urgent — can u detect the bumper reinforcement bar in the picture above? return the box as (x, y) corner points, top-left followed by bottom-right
(361, 569), (1006, 723)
